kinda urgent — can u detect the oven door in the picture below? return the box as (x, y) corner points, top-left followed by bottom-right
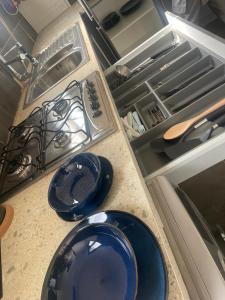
(149, 176), (225, 300)
(177, 187), (225, 276)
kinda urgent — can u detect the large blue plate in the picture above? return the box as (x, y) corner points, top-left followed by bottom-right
(75, 211), (168, 300)
(42, 223), (138, 300)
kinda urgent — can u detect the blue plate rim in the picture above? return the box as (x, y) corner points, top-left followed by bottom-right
(41, 221), (138, 300)
(42, 210), (168, 300)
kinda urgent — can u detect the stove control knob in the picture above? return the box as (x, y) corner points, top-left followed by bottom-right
(86, 80), (96, 93)
(90, 101), (100, 110)
(86, 80), (94, 88)
(86, 80), (97, 91)
(88, 86), (96, 94)
(89, 94), (98, 102)
(92, 110), (102, 118)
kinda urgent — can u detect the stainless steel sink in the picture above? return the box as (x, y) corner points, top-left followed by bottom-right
(39, 44), (74, 72)
(25, 24), (88, 106)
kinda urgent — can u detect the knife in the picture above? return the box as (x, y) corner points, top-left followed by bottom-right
(171, 78), (225, 113)
(161, 65), (214, 99)
(132, 42), (178, 73)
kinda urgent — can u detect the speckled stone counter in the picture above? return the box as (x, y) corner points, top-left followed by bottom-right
(2, 3), (190, 300)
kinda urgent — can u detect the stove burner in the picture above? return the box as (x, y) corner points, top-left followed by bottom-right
(53, 100), (69, 116)
(7, 153), (32, 179)
(53, 132), (71, 149)
(14, 126), (35, 143)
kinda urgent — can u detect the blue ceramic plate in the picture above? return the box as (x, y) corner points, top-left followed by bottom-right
(56, 156), (113, 221)
(42, 223), (138, 300)
(71, 211), (168, 300)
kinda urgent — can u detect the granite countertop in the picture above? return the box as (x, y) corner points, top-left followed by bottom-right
(2, 3), (190, 300)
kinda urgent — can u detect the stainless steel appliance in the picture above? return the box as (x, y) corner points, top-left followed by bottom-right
(25, 24), (89, 106)
(177, 162), (225, 278)
(0, 71), (116, 200)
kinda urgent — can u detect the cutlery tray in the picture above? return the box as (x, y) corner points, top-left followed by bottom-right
(125, 31), (177, 70)
(109, 28), (225, 177)
(134, 93), (169, 129)
(113, 41), (193, 100)
(132, 83), (225, 176)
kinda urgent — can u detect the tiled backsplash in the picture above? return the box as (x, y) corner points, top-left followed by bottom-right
(0, 4), (37, 73)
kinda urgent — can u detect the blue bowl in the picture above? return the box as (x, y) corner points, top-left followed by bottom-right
(48, 153), (102, 215)
(56, 156), (113, 221)
(41, 223), (138, 300)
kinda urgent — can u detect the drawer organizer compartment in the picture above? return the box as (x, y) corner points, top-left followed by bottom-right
(121, 107), (147, 140)
(126, 31), (177, 70)
(148, 47), (202, 88)
(132, 84), (225, 176)
(108, 29), (225, 177)
(164, 65), (225, 113)
(135, 93), (169, 129)
(115, 82), (150, 113)
(112, 41), (191, 99)
(156, 56), (216, 99)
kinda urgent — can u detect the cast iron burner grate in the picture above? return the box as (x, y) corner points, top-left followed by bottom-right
(0, 80), (91, 195)
(6, 153), (32, 179)
(52, 99), (70, 116)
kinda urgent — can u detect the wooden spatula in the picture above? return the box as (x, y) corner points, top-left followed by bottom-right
(164, 98), (225, 140)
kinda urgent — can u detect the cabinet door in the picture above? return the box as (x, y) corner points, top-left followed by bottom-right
(0, 69), (21, 148)
(19, 0), (70, 33)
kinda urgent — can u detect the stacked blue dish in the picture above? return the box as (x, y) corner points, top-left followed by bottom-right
(46, 153), (168, 300)
(48, 152), (113, 221)
(42, 211), (168, 300)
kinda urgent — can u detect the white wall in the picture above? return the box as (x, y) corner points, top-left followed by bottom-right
(19, 0), (70, 33)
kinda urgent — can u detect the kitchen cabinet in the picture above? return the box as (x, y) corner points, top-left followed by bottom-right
(105, 0), (163, 56)
(79, 0), (163, 56)
(19, 0), (70, 33)
(105, 12), (225, 299)
(80, 12), (120, 69)
(0, 67), (21, 152)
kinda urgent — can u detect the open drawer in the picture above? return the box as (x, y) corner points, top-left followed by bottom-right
(106, 13), (225, 178)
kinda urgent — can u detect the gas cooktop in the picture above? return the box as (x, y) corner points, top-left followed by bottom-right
(0, 71), (116, 201)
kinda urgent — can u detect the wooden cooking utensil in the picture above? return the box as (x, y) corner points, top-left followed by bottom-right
(0, 205), (14, 299)
(0, 205), (14, 238)
(164, 98), (225, 140)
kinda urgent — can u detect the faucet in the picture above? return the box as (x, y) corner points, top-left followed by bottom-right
(2, 42), (39, 81)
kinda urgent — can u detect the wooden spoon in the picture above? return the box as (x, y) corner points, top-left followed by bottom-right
(164, 98), (225, 140)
